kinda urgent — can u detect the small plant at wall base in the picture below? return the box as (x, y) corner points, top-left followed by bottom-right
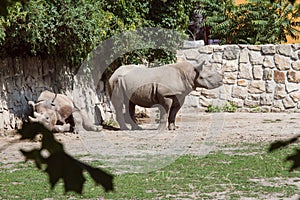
(206, 102), (238, 113)
(206, 104), (223, 113)
(223, 102), (238, 112)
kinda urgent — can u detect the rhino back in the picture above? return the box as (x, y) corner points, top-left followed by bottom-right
(121, 65), (194, 106)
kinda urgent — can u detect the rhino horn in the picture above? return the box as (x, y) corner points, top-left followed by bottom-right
(29, 116), (39, 122)
(33, 111), (44, 118)
(28, 101), (36, 109)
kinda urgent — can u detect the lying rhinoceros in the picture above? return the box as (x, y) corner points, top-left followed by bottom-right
(108, 61), (223, 131)
(28, 90), (102, 133)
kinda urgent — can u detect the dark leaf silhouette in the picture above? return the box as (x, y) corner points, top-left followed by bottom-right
(269, 134), (300, 172)
(20, 149), (44, 169)
(45, 152), (86, 193)
(18, 122), (114, 194)
(268, 135), (300, 152)
(18, 122), (49, 140)
(80, 162), (114, 192)
(286, 150), (300, 172)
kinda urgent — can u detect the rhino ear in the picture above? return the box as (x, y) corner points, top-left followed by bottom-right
(195, 61), (205, 72)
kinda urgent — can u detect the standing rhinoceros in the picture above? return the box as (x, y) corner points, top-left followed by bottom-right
(28, 90), (102, 133)
(108, 61), (223, 131)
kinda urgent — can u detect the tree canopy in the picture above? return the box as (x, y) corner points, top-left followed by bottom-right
(1, 0), (300, 68)
(0, 0), (198, 68)
(200, 0), (300, 44)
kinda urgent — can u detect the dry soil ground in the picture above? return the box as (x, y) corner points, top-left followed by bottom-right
(1, 109), (300, 199)
(1, 109), (300, 170)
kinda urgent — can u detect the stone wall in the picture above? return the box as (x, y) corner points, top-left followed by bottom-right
(0, 56), (75, 130)
(0, 56), (111, 131)
(177, 44), (300, 112)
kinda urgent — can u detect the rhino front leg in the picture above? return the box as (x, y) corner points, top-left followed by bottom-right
(168, 105), (181, 130)
(157, 97), (172, 131)
(168, 98), (184, 130)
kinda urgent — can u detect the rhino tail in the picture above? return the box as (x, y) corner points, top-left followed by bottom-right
(106, 78), (113, 99)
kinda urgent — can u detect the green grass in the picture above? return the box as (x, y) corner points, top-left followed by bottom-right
(0, 143), (299, 199)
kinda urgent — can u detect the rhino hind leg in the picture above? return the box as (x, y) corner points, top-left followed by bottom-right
(111, 84), (129, 130)
(127, 101), (142, 130)
(53, 124), (71, 132)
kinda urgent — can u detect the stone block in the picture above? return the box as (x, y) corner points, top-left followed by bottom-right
(274, 85), (287, 99)
(283, 96), (295, 109)
(260, 94), (273, 106)
(247, 45), (261, 51)
(201, 88), (219, 99)
(237, 79), (248, 87)
(223, 60), (238, 72)
(198, 46), (213, 54)
(292, 44), (300, 50)
(274, 70), (286, 84)
(248, 81), (265, 94)
(261, 45), (276, 55)
(249, 51), (263, 65)
(213, 45), (224, 52)
(252, 65), (263, 80)
(232, 98), (244, 108)
(263, 68), (273, 80)
(239, 48), (249, 63)
(273, 100), (284, 110)
(271, 107), (282, 112)
(197, 54), (211, 66)
(248, 94), (260, 101)
(260, 106), (271, 112)
(276, 45), (292, 57)
(190, 90), (201, 96)
(238, 63), (252, 80)
(212, 63), (222, 71)
(263, 56), (275, 68)
(286, 83), (299, 93)
(275, 54), (291, 70)
(232, 86), (248, 99)
(184, 95), (200, 108)
(223, 45), (240, 60)
(219, 85), (231, 100)
(212, 52), (223, 63)
(185, 49), (200, 60)
(244, 99), (259, 107)
(290, 92), (300, 102)
(292, 52), (298, 61)
(288, 70), (300, 83)
(292, 61), (300, 71)
(199, 96), (212, 107)
(223, 72), (237, 84)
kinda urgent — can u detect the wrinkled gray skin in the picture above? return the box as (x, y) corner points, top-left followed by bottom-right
(28, 90), (102, 133)
(108, 61), (223, 131)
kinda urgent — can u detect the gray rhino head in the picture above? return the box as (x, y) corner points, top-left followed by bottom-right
(194, 62), (223, 89)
